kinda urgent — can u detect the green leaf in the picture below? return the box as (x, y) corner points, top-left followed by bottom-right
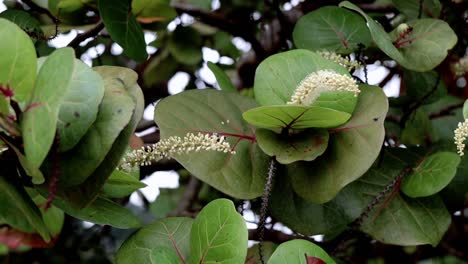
(340, 1), (457, 72)
(168, 26), (203, 65)
(0, 10), (44, 39)
(254, 49), (351, 106)
(155, 90), (269, 199)
(0, 18), (37, 103)
(335, 149), (451, 246)
(0, 176), (50, 242)
(463, 100), (468, 119)
(149, 187), (185, 219)
(404, 70), (446, 105)
(58, 69), (135, 186)
(270, 168), (350, 237)
(401, 108), (438, 145)
(290, 85), (388, 204)
(256, 128), (329, 164)
(98, 0), (147, 61)
(242, 105), (351, 130)
(268, 239), (335, 264)
(132, 0), (177, 22)
(101, 170), (146, 198)
(171, 0), (212, 10)
(293, 6), (371, 54)
(116, 217), (193, 264)
(207, 62), (236, 92)
(57, 59), (105, 152)
(245, 242), (277, 263)
(29, 190), (65, 237)
(392, 0), (441, 20)
(61, 66), (145, 208)
(401, 152), (460, 198)
(21, 48), (75, 171)
(190, 199), (248, 264)
(52, 196), (142, 229)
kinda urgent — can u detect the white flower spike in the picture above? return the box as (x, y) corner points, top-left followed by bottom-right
(454, 119), (468, 156)
(118, 132), (235, 171)
(318, 51), (361, 71)
(288, 70), (360, 106)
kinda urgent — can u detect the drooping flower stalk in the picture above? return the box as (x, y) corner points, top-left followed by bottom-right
(318, 51), (361, 71)
(287, 70), (360, 106)
(118, 132), (235, 171)
(454, 119), (468, 156)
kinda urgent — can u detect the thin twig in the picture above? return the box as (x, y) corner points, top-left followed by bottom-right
(171, 3), (266, 59)
(67, 21), (105, 49)
(21, 0), (59, 23)
(258, 158), (276, 264)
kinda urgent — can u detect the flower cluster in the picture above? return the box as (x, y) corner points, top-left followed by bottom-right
(454, 119), (468, 156)
(452, 55), (468, 77)
(288, 70), (360, 106)
(318, 51), (361, 71)
(118, 132), (235, 171)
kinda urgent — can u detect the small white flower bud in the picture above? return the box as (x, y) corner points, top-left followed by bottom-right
(454, 119), (468, 156)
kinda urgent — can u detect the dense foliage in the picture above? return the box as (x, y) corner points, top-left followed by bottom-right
(0, 0), (467, 263)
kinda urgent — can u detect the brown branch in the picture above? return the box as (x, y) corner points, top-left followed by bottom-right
(171, 3), (266, 59)
(168, 176), (202, 217)
(21, 0), (59, 23)
(248, 228), (321, 245)
(429, 102), (464, 119)
(67, 21), (105, 49)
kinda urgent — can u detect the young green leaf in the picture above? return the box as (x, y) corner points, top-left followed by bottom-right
(242, 105), (351, 130)
(268, 239), (335, 264)
(401, 152), (460, 198)
(0, 18), (37, 103)
(207, 62), (236, 92)
(101, 170), (147, 198)
(189, 199), (248, 264)
(116, 217), (193, 264)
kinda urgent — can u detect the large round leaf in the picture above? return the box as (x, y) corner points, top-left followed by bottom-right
(21, 48), (75, 172)
(243, 105), (351, 130)
(189, 199), (247, 264)
(335, 149), (451, 246)
(0, 18), (37, 103)
(155, 90), (269, 199)
(254, 49), (351, 106)
(340, 2), (457, 72)
(401, 152), (460, 198)
(256, 128), (329, 164)
(116, 217), (193, 264)
(57, 59), (105, 152)
(290, 85), (388, 204)
(270, 168), (350, 237)
(293, 6), (371, 54)
(268, 239), (335, 264)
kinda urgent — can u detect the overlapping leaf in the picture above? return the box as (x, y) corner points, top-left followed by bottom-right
(335, 149), (451, 246)
(155, 90), (269, 199)
(269, 240), (335, 264)
(340, 1), (457, 72)
(0, 18), (37, 103)
(189, 199), (247, 264)
(116, 217), (192, 263)
(21, 48), (75, 173)
(290, 85), (388, 204)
